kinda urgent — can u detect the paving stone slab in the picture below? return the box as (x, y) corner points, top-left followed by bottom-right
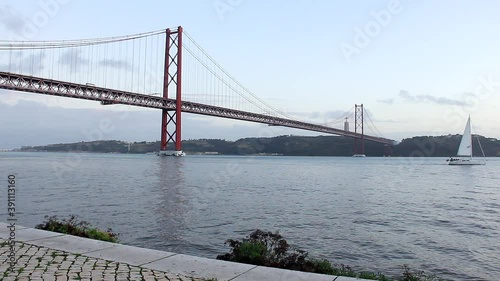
(84, 243), (177, 266)
(231, 265), (338, 281)
(143, 254), (256, 281)
(11, 227), (64, 241)
(26, 234), (116, 254)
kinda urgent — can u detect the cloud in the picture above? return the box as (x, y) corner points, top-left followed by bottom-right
(377, 98), (394, 105)
(289, 110), (350, 120)
(99, 59), (131, 69)
(418, 94), (469, 106)
(398, 90), (470, 106)
(0, 52), (46, 74)
(398, 90), (414, 101)
(0, 5), (26, 34)
(58, 49), (89, 72)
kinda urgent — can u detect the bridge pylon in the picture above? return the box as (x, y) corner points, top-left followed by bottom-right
(353, 104), (365, 156)
(159, 27), (184, 156)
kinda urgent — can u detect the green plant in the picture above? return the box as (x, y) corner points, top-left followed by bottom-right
(87, 228), (118, 243)
(217, 230), (441, 281)
(217, 230), (298, 267)
(358, 271), (391, 281)
(233, 241), (267, 264)
(330, 263), (356, 277)
(36, 215), (119, 243)
(217, 230), (356, 276)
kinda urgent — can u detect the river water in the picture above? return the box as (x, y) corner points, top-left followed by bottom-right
(1, 152), (499, 280)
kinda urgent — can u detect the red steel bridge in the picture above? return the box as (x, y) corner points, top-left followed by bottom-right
(0, 27), (394, 155)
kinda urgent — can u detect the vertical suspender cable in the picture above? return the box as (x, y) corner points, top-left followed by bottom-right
(131, 40), (135, 92)
(137, 36), (141, 93)
(144, 35), (148, 94)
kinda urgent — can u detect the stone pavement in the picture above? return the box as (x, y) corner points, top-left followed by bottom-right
(0, 238), (204, 281)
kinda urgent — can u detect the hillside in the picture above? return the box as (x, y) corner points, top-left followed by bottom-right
(17, 135), (500, 157)
(394, 135), (500, 157)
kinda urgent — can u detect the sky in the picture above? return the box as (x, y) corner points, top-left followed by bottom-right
(1, 0), (500, 149)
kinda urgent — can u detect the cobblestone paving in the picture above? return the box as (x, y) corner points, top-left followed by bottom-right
(0, 239), (207, 281)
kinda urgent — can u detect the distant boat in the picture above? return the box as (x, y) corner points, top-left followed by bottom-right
(156, 150), (186, 157)
(447, 116), (485, 165)
(352, 154), (366, 157)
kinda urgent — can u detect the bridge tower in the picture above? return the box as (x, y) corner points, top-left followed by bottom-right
(159, 27), (184, 156)
(353, 104), (365, 156)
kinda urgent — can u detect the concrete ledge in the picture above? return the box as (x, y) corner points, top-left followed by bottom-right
(143, 253), (257, 280)
(84, 243), (177, 266)
(1, 223), (362, 281)
(231, 265), (337, 281)
(25, 234), (116, 254)
(11, 227), (65, 241)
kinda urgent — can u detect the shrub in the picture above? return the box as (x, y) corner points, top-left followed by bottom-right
(217, 229), (441, 281)
(36, 215), (118, 243)
(217, 229), (355, 275)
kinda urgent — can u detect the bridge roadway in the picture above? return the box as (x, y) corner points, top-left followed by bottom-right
(0, 71), (395, 145)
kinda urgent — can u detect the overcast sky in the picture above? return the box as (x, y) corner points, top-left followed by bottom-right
(1, 0), (500, 149)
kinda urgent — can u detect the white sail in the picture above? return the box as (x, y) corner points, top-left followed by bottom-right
(448, 116), (485, 165)
(456, 116), (472, 157)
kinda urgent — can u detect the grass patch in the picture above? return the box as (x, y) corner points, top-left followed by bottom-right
(36, 215), (118, 243)
(217, 229), (441, 281)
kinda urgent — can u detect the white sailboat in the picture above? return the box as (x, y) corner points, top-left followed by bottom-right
(447, 116), (486, 165)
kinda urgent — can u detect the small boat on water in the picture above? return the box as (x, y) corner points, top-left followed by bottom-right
(352, 154), (366, 157)
(447, 116), (485, 165)
(155, 150), (186, 157)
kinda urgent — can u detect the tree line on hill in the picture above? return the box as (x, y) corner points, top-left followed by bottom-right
(18, 134), (500, 157)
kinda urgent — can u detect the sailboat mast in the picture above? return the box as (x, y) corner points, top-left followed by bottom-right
(471, 117), (487, 159)
(469, 116), (473, 159)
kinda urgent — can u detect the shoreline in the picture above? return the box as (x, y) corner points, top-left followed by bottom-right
(0, 222), (362, 281)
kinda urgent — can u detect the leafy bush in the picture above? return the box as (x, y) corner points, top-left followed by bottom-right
(217, 229), (441, 281)
(36, 215), (118, 243)
(217, 230), (355, 275)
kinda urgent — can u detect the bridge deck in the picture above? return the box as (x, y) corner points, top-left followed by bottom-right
(0, 72), (394, 145)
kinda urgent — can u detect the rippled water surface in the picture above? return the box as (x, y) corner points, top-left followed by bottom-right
(1, 153), (499, 280)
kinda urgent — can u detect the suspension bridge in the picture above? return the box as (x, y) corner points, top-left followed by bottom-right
(0, 26), (395, 156)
